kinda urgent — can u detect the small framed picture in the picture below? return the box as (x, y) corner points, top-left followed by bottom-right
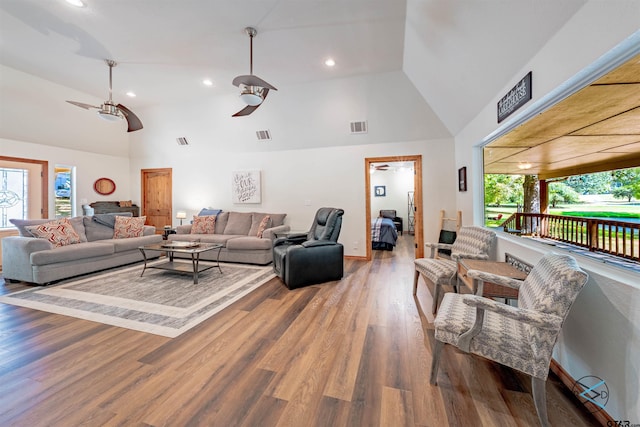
(374, 185), (386, 197)
(458, 167), (467, 192)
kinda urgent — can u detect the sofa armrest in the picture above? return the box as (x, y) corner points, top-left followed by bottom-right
(1, 236), (53, 282)
(175, 224), (193, 234)
(143, 225), (156, 236)
(262, 224), (291, 241)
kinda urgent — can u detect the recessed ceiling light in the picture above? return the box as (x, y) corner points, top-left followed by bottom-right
(126, 91), (136, 97)
(65, 0), (85, 7)
(203, 79), (214, 86)
(324, 58), (336, 67)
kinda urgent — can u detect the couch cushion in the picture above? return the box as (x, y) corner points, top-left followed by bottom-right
(170, 234), (239, 245)
(225, 236), (273, 251)
(101, 234), (162, 252)
(93, 212), (133, 228)
(224, 212), (253, 235)
(269, 213), (287, 227)
(191, 215), (216, 234)
(25, 218), (82, 248)
(249, 214), (271, 237)
(215, 212), (229, 234)
(84, 217), (115, 241)
(30, 241), (115, 265)
(113, 216), (146, 238)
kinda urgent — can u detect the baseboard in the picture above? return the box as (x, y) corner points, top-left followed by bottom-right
(550, 359), (614, 426)
(344, 255), (367, 261)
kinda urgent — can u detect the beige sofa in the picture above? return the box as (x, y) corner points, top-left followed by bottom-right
(168, 211), (289, 265)
(2, 215), (162, 285)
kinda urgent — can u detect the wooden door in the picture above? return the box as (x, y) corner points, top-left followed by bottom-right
(141, 168), (172, 232)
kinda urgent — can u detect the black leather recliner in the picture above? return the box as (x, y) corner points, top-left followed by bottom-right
(272, 207), (345, 289)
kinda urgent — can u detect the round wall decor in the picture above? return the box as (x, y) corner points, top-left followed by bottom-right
(93, 177), (116, 195)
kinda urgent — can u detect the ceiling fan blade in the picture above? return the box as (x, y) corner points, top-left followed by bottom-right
(66, 100), (98, 110)
(117, 104), (143, 132)
(232, 74), (277, 90)
(232, 88), (269, 117)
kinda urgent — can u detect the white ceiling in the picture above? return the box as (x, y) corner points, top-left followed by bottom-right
(0, 0), (588, 136)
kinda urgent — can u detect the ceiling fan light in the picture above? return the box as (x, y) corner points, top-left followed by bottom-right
(240, 91), (263, 106)
(97, 110), (122, 122)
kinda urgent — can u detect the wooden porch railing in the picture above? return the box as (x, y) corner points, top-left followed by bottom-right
(501, 213), (640, 262)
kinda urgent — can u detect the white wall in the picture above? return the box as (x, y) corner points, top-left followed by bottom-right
(128, 71), (457, 256)
(450, 2), (640, 421)
(0, 138), (131, 217)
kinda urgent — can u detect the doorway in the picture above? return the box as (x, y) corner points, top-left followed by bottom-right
(141, 168), (172, 233)
(365, 155), (423, 260)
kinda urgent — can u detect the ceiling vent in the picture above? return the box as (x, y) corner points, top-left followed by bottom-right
(176, 137), (189, 146)
(256, 130), (272, 141)
(350, 120), (368, 134)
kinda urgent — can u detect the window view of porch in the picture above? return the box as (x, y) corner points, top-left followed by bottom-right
(482, 53), (640, 270)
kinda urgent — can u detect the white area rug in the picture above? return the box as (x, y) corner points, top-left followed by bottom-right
(0, 260), (275, 337)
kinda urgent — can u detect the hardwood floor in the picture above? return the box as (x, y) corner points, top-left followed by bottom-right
(0, 236), (600, 426)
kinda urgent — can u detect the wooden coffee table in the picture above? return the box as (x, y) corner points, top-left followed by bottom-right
(457, 259), (528, 300)
(138, 242), (223, 284)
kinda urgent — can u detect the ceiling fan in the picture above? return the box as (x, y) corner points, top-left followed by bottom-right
(232, 27), (277, 117)
(66, 59), (143, 132)
(372, 164), (390, 170)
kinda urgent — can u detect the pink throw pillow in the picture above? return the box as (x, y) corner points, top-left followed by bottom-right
(25, 218), (82, 247)
(191, 215), (216, 234)
(256, 215), (271, 238)
(113, 216), (146, 238)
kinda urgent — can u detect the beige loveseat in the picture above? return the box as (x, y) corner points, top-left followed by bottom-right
(168, 211), (289, 265)
(2, 215), (162, 285)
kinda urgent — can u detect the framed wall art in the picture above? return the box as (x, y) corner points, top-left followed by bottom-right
(374, 185), (386, 197)
(458, 167), (467, 192)
(232, 170), (261, 203)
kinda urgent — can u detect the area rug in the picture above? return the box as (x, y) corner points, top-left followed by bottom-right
(0, 260), (275, 338)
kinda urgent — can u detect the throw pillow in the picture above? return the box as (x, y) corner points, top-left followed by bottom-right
(113, 216), (146, 239)
(256, 215), (271, 238)
(191, 215), (216, 234)
(25, 218), (82, 247)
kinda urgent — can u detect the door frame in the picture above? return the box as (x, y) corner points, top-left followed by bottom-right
(365, 155), (424, 260)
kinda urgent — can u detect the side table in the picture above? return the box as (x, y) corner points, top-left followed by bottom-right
(457, 259), (528, 300)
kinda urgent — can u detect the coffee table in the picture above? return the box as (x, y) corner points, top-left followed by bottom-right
(138, 242), (223, 284)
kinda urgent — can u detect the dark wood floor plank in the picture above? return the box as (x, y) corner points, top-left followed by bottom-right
(0, 236), (600, 426)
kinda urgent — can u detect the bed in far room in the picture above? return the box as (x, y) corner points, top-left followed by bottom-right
(371, 216), (398, 251)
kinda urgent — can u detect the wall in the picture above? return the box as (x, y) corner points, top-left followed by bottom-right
(0, 138), (131, 217)
(450, 2), (640, 421)
(370, 166), (415, 232)
(129, 71), (457, 257)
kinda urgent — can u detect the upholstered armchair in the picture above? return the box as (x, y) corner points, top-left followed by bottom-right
(380, 209), (403, 235)
(413, 226), (496, 313)
(430, 253), (588, 427)
(272, 207), (344, 289)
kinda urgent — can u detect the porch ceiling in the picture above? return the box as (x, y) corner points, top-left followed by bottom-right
(484, 53), (640, 180)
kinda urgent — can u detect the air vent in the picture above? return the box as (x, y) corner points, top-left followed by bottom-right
(350, 120), (368, 134)
(256, 130), (272, 141)
(176, 137), (189, 146)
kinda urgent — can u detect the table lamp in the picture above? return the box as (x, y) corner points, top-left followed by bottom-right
(176, 211), (187, 225)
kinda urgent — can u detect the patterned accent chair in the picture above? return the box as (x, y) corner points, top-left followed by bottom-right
(413, 226), (496, 313)
(430, 253), (588, 427)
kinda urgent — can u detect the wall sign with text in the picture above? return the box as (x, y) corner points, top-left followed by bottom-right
(497, 71), (532, 123)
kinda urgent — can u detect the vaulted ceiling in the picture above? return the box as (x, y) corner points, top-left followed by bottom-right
(0, 0), (588, 138)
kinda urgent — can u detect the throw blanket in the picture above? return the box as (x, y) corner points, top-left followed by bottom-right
(372, 217), (398, 245)
(93, 212), (133, 228)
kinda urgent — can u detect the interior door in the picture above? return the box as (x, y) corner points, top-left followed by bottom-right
(141, 168), (172, 232)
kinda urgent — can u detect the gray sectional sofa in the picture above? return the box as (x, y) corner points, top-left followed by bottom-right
(168, 211), (289, 265)
(2, 215), (162, 285)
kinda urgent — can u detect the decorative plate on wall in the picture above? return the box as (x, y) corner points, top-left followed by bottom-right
(94, 177), (116, 195)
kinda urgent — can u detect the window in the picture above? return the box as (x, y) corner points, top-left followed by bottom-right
(0, 167), (28, 228)
(54, 165), (74, 218)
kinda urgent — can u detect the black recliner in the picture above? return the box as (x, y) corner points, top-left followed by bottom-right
(272, 207), (345, 289)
